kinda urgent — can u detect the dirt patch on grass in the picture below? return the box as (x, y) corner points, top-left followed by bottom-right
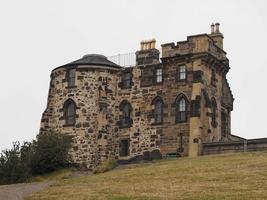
(0, 181), (52, 200)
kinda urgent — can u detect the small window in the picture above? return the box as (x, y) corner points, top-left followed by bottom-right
(153, 97), (163, 124)
(178, 65), (186, 81)
(67, 68), (76, 87)
(122, 72), (132, 88)
(119, 139), (129, 157)
(175, 95), (188, 123)
(155, 68), (163, 83)
(64, 99), (76, 125)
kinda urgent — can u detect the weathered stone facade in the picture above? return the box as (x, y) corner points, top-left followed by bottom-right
(40, 23), (237, 169)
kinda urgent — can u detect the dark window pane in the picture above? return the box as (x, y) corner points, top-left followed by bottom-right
(154, 99), (163, 123)
(119, 139), (129, 157)
(122, 72), (132, 88)
(65, 100), (76, 125)
(68, 69), (76, 87)
(120, 101), (132, 127)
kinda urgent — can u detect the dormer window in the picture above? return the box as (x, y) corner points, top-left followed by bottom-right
(178, 65), (186, 81)
(155, 68), (163, 83)
(67, 68), (76, 87)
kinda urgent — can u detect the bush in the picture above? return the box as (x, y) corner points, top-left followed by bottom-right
(93, 159), (118, 174)
(30, 132), (73, 175)
(0, 142), (31, 185)
(0, 132), (73, 185)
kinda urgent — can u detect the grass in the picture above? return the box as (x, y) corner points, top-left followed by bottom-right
(26, 151), (267, 200)
(29, 168), (74, 182)
(93, 159), (118, 174)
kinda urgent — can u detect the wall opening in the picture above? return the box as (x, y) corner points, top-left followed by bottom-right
(119, 139), (129, 157)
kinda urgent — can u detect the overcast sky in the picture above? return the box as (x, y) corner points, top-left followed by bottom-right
(0, 0), (267, 151)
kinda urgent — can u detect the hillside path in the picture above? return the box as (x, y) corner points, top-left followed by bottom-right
(0, 181), (52, 200)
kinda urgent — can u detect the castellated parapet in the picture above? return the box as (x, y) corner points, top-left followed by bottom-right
(40, 24), (235, 169)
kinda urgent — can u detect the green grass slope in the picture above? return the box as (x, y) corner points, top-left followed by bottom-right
(26, 152), (267, 200)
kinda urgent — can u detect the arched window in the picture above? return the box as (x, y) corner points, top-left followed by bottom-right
(175, 94), (188, 123)
(211, 98), (217, 128)
(119, 100), (132, 128)
(152, 97), (163, 124)
(64, 99), (76, 125)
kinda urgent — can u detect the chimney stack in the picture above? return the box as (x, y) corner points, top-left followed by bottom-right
(209, 22), (223, 49)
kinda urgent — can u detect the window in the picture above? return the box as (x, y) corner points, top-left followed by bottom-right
(178, 65), (186, 81)
(211, 98), (217, 128)
(67, 68), (76, 87)
(153, 97), (163, 124)
(119, 139), (129, 157)
(122, 72), (132, 88)
(119, 100), (132, 128)
(155, 68), (162, 83)
(211, 68), (216, 86)
(64, 99), (76, 125)
(175, 94), (188, 123)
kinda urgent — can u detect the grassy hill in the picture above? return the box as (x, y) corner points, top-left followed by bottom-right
(26, 152), (267, 200)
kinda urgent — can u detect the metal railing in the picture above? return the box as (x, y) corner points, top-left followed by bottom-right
(108, 48), (162, 67)
(108, 52), (136, 67)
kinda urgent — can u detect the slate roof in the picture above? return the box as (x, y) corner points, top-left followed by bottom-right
(55, 54), (121, 70)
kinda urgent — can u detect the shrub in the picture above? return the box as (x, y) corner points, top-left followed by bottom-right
(93, 159), (118, 174)
(30, 132), (73, 175)
(0, 132), (73, 185)
(0, 142), (31, 185)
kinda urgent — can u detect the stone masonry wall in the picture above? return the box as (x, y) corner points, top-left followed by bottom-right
(40, 66), (120, 169)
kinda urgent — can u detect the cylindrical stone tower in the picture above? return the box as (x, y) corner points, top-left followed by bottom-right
(40, 54), (121, 169)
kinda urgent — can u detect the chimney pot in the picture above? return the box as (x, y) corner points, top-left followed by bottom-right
(215, 22), (220, 33)
(211, 23), (215, 34)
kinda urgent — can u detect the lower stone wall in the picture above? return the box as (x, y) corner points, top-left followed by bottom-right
(202, 138), (267, 155)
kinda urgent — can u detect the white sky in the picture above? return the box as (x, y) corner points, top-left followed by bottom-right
(0, 0), (267, 151)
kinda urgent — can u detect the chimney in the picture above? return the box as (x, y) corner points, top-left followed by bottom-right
(136, 38), (160, 65)
(209, 22), (224, 49)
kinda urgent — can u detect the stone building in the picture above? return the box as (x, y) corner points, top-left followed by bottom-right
(40, 23), (235, 169)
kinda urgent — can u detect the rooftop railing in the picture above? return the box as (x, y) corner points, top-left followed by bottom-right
(108, 52), (136, 67)
(108, 48), (162, 67)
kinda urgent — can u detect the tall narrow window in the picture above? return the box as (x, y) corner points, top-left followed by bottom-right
(175, 94), (188, 123)
(211, 98), (217, 128)
(155, 68), (162, 83)
(153, 97), (163, 124)
(67, 68), (76, 87)
(64, 99), (76, 125)
(119, 139), (129, 157)
(211, 68), (216, 86)
(119, 100), (132, 128)
(178, 65), (186, 81)
(122, 72), (132, 88)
